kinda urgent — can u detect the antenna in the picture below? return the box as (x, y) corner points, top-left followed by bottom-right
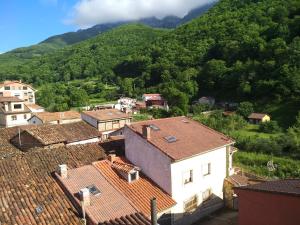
(18, 128), (22, 146)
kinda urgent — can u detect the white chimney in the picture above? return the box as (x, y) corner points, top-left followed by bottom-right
(80, 188), (91, 207)
(142, 125), (151, 140)
(108, 154), (116, 163)
(59, 164), (68, 179)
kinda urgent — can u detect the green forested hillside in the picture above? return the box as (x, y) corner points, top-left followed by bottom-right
(0, 0), (299, 119)
(0, 24), (168, 83)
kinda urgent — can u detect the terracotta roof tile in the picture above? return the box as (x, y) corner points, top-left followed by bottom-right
(100, 213), (151, 225)
(31, 111), (81, 123)
(0, 143), (106, 225)
(93, 157), (176, 216)
(56, 165), (138, 224)
(25, 103), (44, 110)
(82, 109), (132, 121)
(11, 121), (101, 147)
(128, 117), (234, 161)
(248, 113), (269, 120)
(0, 96), (24, 103)
(236, 179), (300, 196)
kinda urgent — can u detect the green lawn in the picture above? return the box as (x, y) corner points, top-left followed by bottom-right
(230, 124), (281, 139)
(234, 151), (300, 178)
(133, 113), (152, 122)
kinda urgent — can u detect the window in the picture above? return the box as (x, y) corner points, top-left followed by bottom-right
(14, 104), (22, 109)
(183, 170), (193, 185)
(24, 92), (28, 96)
(4, 86), (10, 90)
(202, 163), (211, 176)
(0, 92), (3, 96)
(24, 114), (27, 119)
(202, 188), (212, 202)
(23, 86), (28, 90)
(11, 115), (17, 121)
(112, 120), (119, 125)
(184, 195), (198, 213)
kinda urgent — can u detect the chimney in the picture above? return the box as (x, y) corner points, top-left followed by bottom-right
(151, 197), (157, 225)
(108, 154), (116, 163)
(59, 164), (68, 179)
(80, 188), (91, 207)
(142, 125), (151, 140)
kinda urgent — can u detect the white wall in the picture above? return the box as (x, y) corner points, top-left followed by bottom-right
(170, 147), (227, 219)
(5, 113), (31, 127)
(28, 116), (43, 125)
(124, 126), (173, 195)
(66, 137), (100, 146)
(81, 113), (98, 129)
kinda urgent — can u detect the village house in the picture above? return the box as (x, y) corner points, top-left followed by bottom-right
(56, 155), (175, 225)
(81, 109), (132, 140)
(235, 179), (300, 225)
(124, 117), (235, 225)
(28, 111), (81, 125)
(0, 80), (36, 104)
(0, 97), (32, 128)
(142, 94), (169, 110)
(10, 121), (101, 151)
(248, 113), (271, 124)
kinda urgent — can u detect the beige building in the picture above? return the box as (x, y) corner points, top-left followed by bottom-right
(248, 113), (271, 124)
(81, 109), (132, 140)
(0, 80), (36, 104)
(28, 111), (81, 125)
(0, 97), (32, 128)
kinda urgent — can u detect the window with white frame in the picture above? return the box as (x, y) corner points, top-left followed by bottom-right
(183, 170), (193, 185)
(202, 163), (211, 176)
(14, 104), (22, 110)
(184, 195), (198, 213)
(11, 115), (17, 121)
(202, 188), (212, 202)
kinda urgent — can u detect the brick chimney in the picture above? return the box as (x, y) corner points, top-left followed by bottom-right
(80, 188), (90, 206)
(142, 125), (151, 140)
(108, 154), (116, 163)
(59, 164), (68, 179)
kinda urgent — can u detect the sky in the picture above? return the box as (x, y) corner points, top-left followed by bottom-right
(0, 0), (214, 53)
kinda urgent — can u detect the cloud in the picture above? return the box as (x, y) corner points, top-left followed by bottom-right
(68, 0), (216, 28)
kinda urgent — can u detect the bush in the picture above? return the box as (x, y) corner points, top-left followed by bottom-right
(259, 121), (282, 133)
(237, 101), (254, 118)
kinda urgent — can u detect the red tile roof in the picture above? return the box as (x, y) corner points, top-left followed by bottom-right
(100, 213), (151, 225)
(93, 157), (176, 216)
(82, 109), (132, 121)
(25, 103), (44, 110)
(56, 165), (138, 224)
(143, 94), (163, 101)
(236, 179), (300, 197)
(248, 113), (269, 120)
(0, 143), (106, 225)
(31, 111), (81, 123)
(0, 96), (24, 103)
(128, 117), (234, 161)
(11, 121), (101, 147)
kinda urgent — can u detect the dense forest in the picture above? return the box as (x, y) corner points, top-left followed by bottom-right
(0, 0), (299, 118)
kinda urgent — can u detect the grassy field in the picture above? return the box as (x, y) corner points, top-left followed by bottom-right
(230, 124), (281, 139)
(234, 151), (300, 178)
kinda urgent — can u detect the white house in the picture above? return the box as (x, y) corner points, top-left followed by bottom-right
(124, 117), (235, 225)
(0, 97), (32, 127)
(0, 80), (36, 104)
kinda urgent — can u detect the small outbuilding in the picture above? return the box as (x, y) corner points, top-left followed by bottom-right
(248, 113), (270, 124)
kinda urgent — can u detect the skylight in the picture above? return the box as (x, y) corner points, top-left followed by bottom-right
(164, 136), (177, 143)
(86, 185), (101, 196)
(149, 124), (160, 131)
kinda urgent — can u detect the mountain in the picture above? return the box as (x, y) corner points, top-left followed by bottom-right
(0, 2), (217, 60)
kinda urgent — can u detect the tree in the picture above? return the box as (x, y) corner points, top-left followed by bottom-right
(237, 102), (254, 118)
